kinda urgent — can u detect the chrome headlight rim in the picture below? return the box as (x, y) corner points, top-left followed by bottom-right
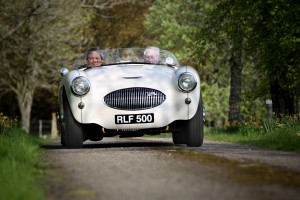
(71, 76), (91, 96)
(178, 72), (197, 92)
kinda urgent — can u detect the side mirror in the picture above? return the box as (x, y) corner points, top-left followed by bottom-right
(60, 68), (69, 77)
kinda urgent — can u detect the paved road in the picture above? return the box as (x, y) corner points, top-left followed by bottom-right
(42, 137), (300, 200)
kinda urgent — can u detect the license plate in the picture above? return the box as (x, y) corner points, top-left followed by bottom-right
(115, 113), (154, 124)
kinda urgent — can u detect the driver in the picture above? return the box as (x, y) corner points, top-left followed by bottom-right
(144, 46), (160, 64)
(86, 47), (104, 67)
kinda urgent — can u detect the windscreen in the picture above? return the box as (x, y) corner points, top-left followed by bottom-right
(73, 48), (180, 69)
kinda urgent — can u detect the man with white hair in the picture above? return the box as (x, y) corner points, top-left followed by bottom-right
(144, 46), (160, 64)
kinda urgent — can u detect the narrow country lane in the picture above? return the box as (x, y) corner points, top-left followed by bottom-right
(42, 137), (300, 200)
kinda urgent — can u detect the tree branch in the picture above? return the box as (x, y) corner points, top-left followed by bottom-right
(1, 3), (42, 40)
(81, 0), (130, 10)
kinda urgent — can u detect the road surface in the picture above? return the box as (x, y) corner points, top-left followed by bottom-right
(42, 137), (300, 200)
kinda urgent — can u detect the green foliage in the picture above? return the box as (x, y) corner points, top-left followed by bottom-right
(206, 115), (300, 152)
(196, 0), (299, 116)
(144, 0), (202, 64)
(145, 0), (272, 123)
(0, 127), (44, 200)
(202, 82), (229, 123)
(228, 0), (299, 114)
(145, 0), (236, 124)
(240, 61), (269, 119)
(0, 112), (17, 134)
(244, 0), (300, 95)
(225, 114), (299, 134)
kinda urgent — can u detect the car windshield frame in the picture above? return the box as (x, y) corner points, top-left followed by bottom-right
(73, 48), (180, 69)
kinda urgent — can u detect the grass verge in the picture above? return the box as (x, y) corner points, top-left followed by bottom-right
(205, 122), (300, 153)
(0, 127), (45, 200)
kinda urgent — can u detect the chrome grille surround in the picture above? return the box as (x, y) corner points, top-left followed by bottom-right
(104, 87), (166, 110)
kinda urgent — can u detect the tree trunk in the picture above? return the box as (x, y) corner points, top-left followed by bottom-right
(228, 54), (243, 124)
(16, 87), (34, 133)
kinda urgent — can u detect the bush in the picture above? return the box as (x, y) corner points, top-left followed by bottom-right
(0, 113), (17, 134)
(224, 114), (299, 135)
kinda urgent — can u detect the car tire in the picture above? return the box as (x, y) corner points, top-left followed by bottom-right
(60, 124), (66, 146)
(172, 132), (186, 144)
(172, 123), (186, 144)
(57, 111), (66, 146)
(184, 97), (204, 147)
(62, 93), (83, 148)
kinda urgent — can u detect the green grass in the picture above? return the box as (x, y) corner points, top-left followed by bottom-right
(0, 127), (45, 200)
(205, 122), (300, 153)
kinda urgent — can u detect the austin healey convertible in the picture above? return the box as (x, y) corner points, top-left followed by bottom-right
(58, 48), (204, 148)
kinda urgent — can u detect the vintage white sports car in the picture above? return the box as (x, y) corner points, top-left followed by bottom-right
(58, 48), (204, 148)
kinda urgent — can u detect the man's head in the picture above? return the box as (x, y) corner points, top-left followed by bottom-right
(86, 48), (104, 67)
(144, 47), (160, 64)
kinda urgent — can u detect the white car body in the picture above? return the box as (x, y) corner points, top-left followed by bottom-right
(58, 48), (204, 148)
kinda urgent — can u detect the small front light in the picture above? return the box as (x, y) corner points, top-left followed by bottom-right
(178, 73), (197, 92)
(71, 76), (91, 96)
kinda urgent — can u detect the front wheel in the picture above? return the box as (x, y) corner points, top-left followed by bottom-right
(181, 98), (204, 147)
(62, 93), (83, 148)
(171, 98), (204, 147)
(185, 98), (204, 147)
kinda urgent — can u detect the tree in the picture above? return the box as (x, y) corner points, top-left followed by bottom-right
(197, 0), (258, 124)
(83, 1), (152, 48)
(0, 0), (93, 132)
(145, 0), (245, 125)
(244, 0), (299, 115)
(80, 0), (138, 10)
(144, 0), (201, 64)
(204, 0), (300, 117)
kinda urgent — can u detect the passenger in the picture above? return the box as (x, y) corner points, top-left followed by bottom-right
(86, 47), (104, 67)
(144, 46), (160, 64)
(120, 49), (136, 62)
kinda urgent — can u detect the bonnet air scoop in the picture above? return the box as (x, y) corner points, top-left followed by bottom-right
(122, 76), (142, 79)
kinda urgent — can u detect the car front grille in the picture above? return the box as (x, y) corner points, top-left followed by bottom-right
(104, 87), (166, 110)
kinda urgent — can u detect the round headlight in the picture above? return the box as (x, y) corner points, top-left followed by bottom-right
(71, 76), (91, 96)
(178, 72), (197, 92)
